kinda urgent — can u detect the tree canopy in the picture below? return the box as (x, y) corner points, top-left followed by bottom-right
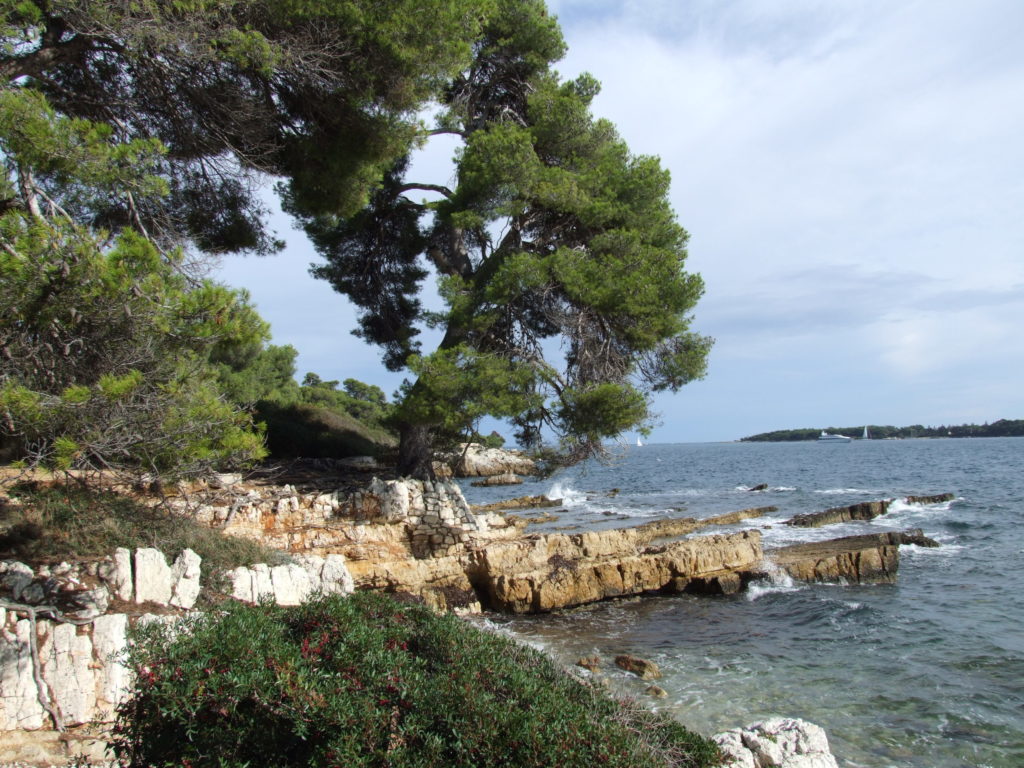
(1, 0), (491, 254)
(299, 0), (712, 476)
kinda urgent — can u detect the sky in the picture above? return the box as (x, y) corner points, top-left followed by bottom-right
(217, 0), (1024, 443)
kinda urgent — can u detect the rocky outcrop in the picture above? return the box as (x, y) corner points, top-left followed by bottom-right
(225, 554), (354, 606)
(905, 492), (954, 504)
(474, 529), (764, 613)
(769, 533), (904, 584)
(443, 443), (537, 477)
(471, 495), (563, 513)
(471, 472), (524, 487)
(636, 507), (777, 542)
(785, 494), (953, 528)
(784, 500), (892, 528)
(892, 528), (940, 547)
(714, 717), (839, 768)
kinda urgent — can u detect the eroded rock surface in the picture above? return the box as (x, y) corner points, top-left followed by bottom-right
(714, 717), (839, 768)
(769, 532), (904, 584)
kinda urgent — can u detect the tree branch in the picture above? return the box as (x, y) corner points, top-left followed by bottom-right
(396, 182), (454, 199)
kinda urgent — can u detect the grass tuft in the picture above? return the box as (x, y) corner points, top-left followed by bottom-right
(0, 482), (282, 575)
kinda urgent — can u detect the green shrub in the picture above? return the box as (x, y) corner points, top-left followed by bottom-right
(113, 592), (720, 768)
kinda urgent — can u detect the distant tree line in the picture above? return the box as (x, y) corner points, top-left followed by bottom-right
(741, 420), (1024, 442)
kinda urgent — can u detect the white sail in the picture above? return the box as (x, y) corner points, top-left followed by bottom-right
(863, 426), (869, 439)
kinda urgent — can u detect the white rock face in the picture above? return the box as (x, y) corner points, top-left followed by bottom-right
(109, 547), (134, 601)
(714, 717), (839, 768)
(39, 621), (95, 726)
(0, 618), (46, 730)
(91, 613), (130, 719)
(449, 443), (536, 477)
(134, 548), (173, 605)
(228, 555), (354, 605)
(270, 563), (312, 606)
(170, 548), (202, 609)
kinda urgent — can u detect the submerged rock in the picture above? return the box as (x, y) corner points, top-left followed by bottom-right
(614, 654), (661, 680)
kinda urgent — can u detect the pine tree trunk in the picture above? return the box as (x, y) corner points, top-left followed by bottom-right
(396, 423), (436, 479)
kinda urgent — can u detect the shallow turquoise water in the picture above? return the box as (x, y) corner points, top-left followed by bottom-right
(460, 438), (1024, 767)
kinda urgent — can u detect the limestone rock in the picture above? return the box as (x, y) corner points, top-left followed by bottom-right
(0, 561), (35, 601)
(893, 528), (940, 547)
(784, 500), (891, 528)
(477, 529), (763, 613)
(471, 495), (563, 513)
(134, 548), (173, 605)
(97, 548), (133, 601)
(636, 507), (776, 543)
(905, 492), (954, 505)
(471, 472), (524, 487)
(714, 717), (838, 768)
(0, 618), (46, 730)
(615, 654), (661, 680)
(270, 563), (313, 606)
(645, 685), (668, 698)
(576, 655), (601, 671)
(446, 443), (537, 477)
(769, 533), (902, 584)
(170, 549), (202, 609)
(91, 613), (130, 718)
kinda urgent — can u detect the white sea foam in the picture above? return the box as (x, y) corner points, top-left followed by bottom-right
(546, 481), (587, 505)
(746, 561), (802, 601)
(815, 487), (875, 495)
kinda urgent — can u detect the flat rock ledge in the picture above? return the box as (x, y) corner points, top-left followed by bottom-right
(714, 717), (839, 768)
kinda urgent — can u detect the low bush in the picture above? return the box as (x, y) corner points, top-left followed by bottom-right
(113, 592), (721, 768)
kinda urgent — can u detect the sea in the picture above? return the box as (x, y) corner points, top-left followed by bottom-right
(456, 437), (1024, 768)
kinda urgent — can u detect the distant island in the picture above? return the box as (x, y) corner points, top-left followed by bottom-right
(741, 419), (1024, 442)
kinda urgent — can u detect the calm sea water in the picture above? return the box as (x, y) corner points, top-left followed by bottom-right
(458, 438), (1024, 768)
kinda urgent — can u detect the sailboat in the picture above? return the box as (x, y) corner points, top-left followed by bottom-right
(862, 426), (869, 440)
(636, 436), (643, 447)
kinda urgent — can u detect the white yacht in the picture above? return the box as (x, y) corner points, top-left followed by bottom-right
(818, 431), (852, 443)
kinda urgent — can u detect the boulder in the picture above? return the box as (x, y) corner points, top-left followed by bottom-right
(615, 654), (660, 680)
(446, 443), (537, 477)
(714, 717), (838, 768)
(169, 549), (202, 609)
(133, 548), (172, 605)
(645, 685), (668, 698)
(748, 483), (769, 492)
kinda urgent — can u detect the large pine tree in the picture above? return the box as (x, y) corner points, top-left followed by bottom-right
(296, 0), (712, 477)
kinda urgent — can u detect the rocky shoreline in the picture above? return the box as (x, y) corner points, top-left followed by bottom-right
(0, 464), (947, 765)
